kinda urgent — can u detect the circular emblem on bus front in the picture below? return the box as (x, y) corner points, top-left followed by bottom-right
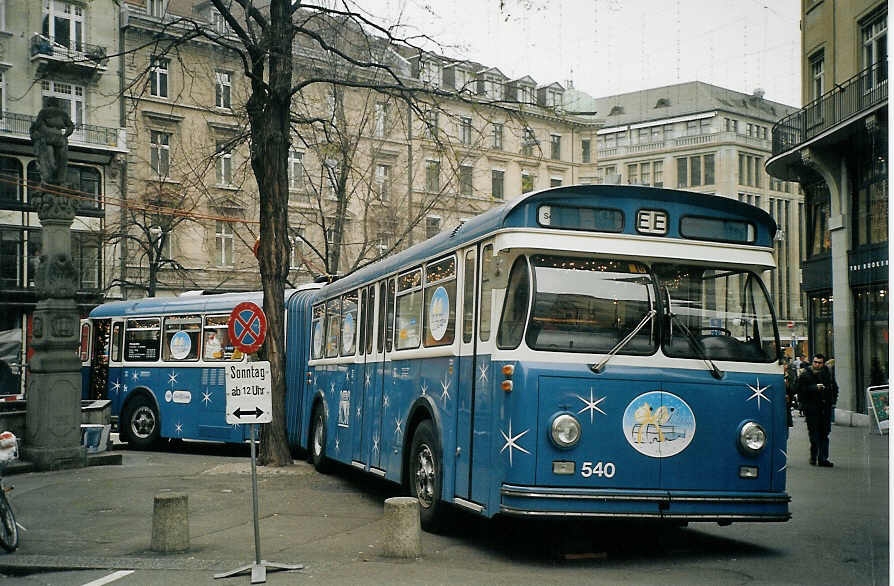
(169, 331), (192, 360)
(622, 391), (695, 458)
(428, 286), (450, 341)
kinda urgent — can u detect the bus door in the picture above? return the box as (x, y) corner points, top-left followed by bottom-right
(106, 320), (125, 420)
(352, 285), (376, 464)
(369, 278), (394, 473)
(82, 319), (112, 401)
(454, 247), (477, 500)
(470, 242), (495, 505)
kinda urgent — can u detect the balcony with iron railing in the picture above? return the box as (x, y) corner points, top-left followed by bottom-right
(0, 111), (126, 153)
(30, 33), (108, 76)
(597, 131), (770, 159)
(769, 60), (887, 171)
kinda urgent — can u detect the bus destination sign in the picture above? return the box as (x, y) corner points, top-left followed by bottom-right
(225, 361), (272, 424)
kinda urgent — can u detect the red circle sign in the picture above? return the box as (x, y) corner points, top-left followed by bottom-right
(228, 302), (267, 355)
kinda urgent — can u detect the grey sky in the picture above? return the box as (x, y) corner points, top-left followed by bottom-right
(355, 0), (802, 107)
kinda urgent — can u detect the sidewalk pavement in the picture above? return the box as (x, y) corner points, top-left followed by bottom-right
(0, 417), (887, 585)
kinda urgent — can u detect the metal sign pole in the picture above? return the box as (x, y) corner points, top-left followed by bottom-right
(215, 362), (304, 583)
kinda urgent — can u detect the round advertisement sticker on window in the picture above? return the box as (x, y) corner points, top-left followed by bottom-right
(169, 331), (192, 360)
(428, 286), (450, 341)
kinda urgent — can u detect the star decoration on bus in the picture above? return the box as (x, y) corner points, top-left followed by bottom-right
(202, 391), (212, 406)
(576, 388), (606, 424)
(383, 394), (390, 409)
(500, 420), (530, 467)
(394, 416), (403, 437)
(168, 371), (178, 386)
(175, 422), (183, 435)
(372, 435), (380, 456)
(420, 382), (428, 397)
(122, 384), (128, 394)
(132, 371), (140, 381)
(111, 380), (121, 395)
(330, 382), (336, 395)
(335, 437), (340, 453)
(746, 379), (771, 409)
(356, 406), (362, 419)
(440, 376), (451, 407)
(479, 362), (489, 384)
(365, 373), (371, 388)
(777, 448), (788, 472)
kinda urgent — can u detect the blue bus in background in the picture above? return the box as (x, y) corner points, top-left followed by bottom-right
(81, 185), (790, 530)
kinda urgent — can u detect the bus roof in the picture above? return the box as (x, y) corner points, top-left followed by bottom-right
(88, 284), (321, 319)
(321, 184), (777, 299)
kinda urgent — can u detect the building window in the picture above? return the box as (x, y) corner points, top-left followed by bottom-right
(425, 216), (441, 239)
(147, 0), (166, 18)
(425, 160), (440, 192)
(42, 0), (84, 51)
(521, 172), (534, 194)
(215, 220), (234, 266)
(423, 109), (438, 140)
(459, 165), (473, 196)
(690, 156), (701, 186)
(211, 9), (230, 34)
(289, 227), (304, 269)
(550, 134), (561, 160)
(0, 228), (22, 288)
(550, 177), (562, 188)
(581, 139), (591, 163)
(854, 157), (888, 247)
(215, 71), (231, 109)
(68, 164), (101, 210)
(460, 117), (472, 145)
(375, 163), (391, 200)
(150, 56), (169, 98)
(215, 142), (232, 186)
(725, 118), (738, 132)
(71, 232), (100, 289)
(676, 157), (687, 188)
(522, 127), (536, 157)
(640, 162), (650, 185)
(807, 186), (831, 257)
(419, 60), (441, 87)
(862, 11), (887, 88)
(686, 120), (699, 136)
(809, 52), (824, 101)
(653, 161), (663, 187)
(150, 131), (170, 177)
(703, 153), (714, 185)
(491, 169), (504, 200)
(0, 71), (5, 115)
(492, 123), (503, 149)
(678, 154), (717, 187)
(288, 150), (303, 190)
(738, 152), (762, 187)
(627, 163), (638, 185)
(374, 102), (387, 137)
(41, 80), (84, 128)
(0, 156), (22, 204)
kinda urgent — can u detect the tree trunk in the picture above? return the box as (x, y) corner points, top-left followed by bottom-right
(248, 0), (293, 467)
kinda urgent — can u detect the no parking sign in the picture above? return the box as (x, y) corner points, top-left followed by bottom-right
(228, 302), (267, 355)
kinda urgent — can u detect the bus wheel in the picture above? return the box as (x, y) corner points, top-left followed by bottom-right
(126, 395), (160, 450)
(409, 420), (445, 532)
(310, 407), (331, 473)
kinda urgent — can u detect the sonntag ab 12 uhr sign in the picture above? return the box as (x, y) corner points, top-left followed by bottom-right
(226, 361), (272, 425)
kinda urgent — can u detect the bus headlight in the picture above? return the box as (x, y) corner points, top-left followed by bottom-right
(738, 421), (766, 456)
(550, 414), (581, 449)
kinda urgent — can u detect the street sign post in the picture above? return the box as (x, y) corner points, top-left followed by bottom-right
(215, 305), (302, 583)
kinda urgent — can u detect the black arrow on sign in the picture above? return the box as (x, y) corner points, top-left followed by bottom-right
(232, 407), (264, 418)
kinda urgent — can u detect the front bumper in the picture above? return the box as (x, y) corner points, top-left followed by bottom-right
(500, 484), (791, 522)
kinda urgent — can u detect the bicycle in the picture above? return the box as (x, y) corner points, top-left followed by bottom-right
(0, 431), (19, 552)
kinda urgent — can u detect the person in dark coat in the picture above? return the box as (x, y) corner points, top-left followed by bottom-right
(796, 353), (839, 467)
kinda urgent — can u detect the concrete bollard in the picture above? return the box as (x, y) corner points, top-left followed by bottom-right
(381, 496), (422, 558)
(151, 492), (189, 553)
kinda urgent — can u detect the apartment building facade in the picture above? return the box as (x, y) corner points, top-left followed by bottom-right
(0, 0), (127, 394)
(766, 0), (887, 415)
(565, 82), (803, 338)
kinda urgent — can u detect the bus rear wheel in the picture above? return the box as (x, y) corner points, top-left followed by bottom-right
(310, 407), (331, 473)
(125, 395), (160, 450)
(409, 420), (446, 532)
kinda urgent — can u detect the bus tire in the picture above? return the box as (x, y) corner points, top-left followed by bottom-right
(409, 420), (445, 532)
(310, 406), (331, 473)
(0, 490), (18, 552)
(125, 395), (160, 450)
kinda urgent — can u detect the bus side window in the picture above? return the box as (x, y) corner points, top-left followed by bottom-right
(396, 268), (422, 350)
(479, 244), (494, 342)
(377, 282), (385, 353)
(359, 289), (368, 355)
(110, 323), (122, 362)
(386, 278), (396, 351)
(462, 250), (475, 344)
(342, 291), (358, 356)
(79, 323), (90, 362)
(423, 255), (456, 347)
(203, 315), (241, 361)
(162, 314), (201, 361)
(311, 304), (325, 359)
(366, 285), (375, 355)
(124, 318), (161, 362)
(326, 298), (341, 358)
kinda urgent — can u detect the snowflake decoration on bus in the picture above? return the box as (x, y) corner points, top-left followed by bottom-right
(439, 375), (451, 408)
(576, 388), (606, 424)
(745, 379), (771, 410)
(394, 416), (403, 438)
(111, 380), (121, 395)
(168, 371), (178, 386)
(499, 420), (530, 467)
(202, 391), (212, 406)
(420, 382), (428, 397)
(478, 362), (489, 384)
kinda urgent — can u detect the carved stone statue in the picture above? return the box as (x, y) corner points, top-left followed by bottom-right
(29, 97), (75, 186)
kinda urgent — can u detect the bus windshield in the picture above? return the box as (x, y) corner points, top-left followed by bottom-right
(654, 263), (779, 363)
(525, 255), (657, 354)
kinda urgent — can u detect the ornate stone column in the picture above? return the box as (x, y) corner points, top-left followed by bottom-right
(25, 102), (86, 470)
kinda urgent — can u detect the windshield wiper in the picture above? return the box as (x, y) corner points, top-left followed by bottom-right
(668, 312), (725, 380)
(590, 309), (656, 374)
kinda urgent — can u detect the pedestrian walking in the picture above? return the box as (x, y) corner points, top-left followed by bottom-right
(796, 353), (838, 467)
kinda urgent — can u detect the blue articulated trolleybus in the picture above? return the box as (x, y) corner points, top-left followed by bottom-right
(299, 185), (790, 529)
(80, 184), (790, 529)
